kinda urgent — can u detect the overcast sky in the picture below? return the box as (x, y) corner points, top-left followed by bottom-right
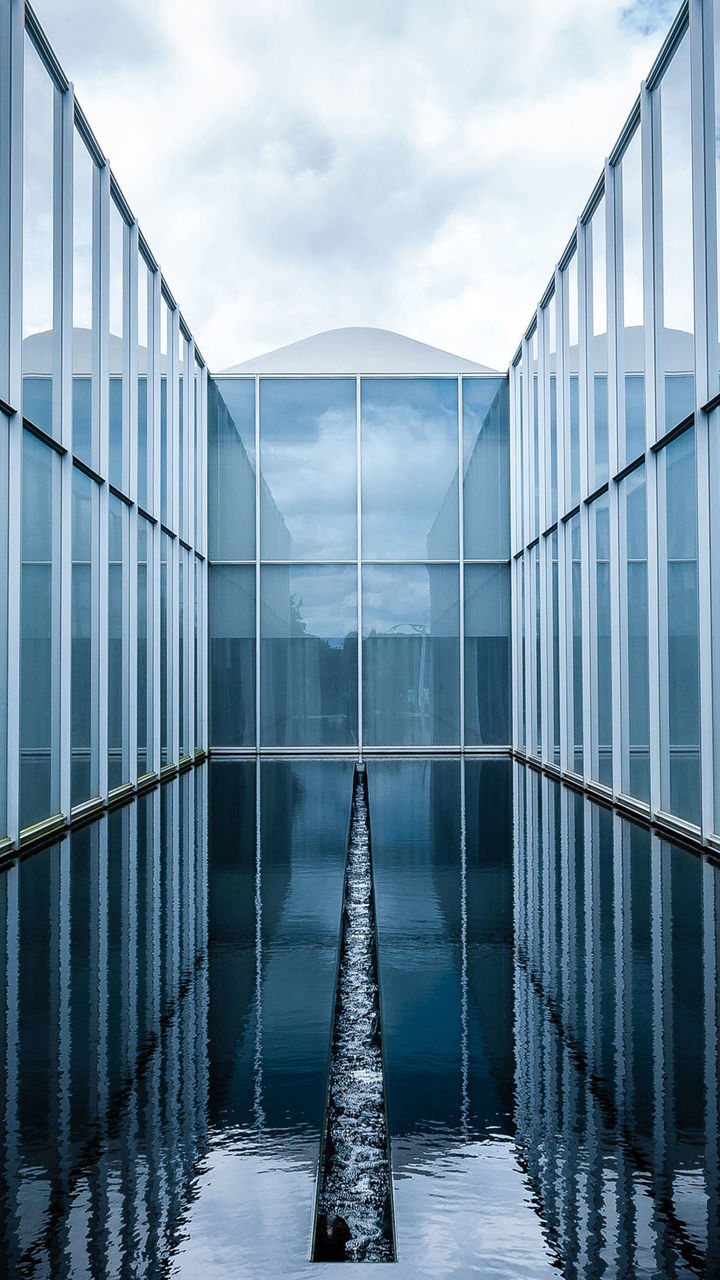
(40, 0), (678, 371)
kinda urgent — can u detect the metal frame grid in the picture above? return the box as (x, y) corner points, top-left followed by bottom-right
(511, 0), (720, 852)
(0, 1), (208, 854)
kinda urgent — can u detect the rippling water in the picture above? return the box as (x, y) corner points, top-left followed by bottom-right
(0, 758), (717, 1278)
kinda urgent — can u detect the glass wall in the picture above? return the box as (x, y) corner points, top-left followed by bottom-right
(209, 373), (509, 750)
(511, 4), (720, 842)
(0, 8), (207, 844)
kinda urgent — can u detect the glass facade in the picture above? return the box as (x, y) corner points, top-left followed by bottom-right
(0, 6), (207, 846)
(3, 0), (720, 853)
(209, 373), (508, 750)
(511, 1), (720, 847)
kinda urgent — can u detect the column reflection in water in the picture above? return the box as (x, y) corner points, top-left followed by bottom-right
(513, 761), (718, 1277)
(0, 769), (209, 1279)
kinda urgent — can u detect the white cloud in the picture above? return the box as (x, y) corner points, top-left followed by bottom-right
(39, 0), (677, 370)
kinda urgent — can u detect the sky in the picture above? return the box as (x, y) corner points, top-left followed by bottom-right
(40, 0), (680, 372)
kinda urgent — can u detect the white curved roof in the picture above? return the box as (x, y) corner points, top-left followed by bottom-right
(218, 326), (498, 375)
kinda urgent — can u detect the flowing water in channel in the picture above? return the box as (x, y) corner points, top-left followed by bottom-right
(313, 769), (394, 1262)
(0, 758), (718, 1278)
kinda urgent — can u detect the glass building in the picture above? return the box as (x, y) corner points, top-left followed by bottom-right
(0, 0), (720, 857)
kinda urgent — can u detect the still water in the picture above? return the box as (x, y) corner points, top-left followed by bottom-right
(0, 759), (718, 1278)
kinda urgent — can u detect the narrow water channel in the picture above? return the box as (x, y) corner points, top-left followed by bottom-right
(0, 758), (718, 1278)
(313, 766), (395, 1262)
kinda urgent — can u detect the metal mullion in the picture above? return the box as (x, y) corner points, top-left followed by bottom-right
(170, 535), (179, 768)
(150, 269), (161, 775)
(255, 374), (260, 752)
(577, 218), (594, 785)
(58, 83), (73, 820)
(522, 339), (532, 553)
(97, 162), (110, 800)
(509, 363), (521, 556)
(186, 551), (195, 755)
(690, 0), (715, 840)
(510, 556), (520, 746)
(169, 305), (179, 536)
(168, 308), (180, 764)
(537, 308), (548, 541)
(539, 522), (551, 764)
(199, 366), (208, 748)
(617, 479), (631, 797)
(0, 0), (11, 404)
(538, 310), (551, 762)
(702, 0), (719, 395)
(356, 374), (362, 759)
(457, 373), (465, 751)
(126, 225), (138, 785)
(185, 343), (196, 754)
(186, 339), (196, 547)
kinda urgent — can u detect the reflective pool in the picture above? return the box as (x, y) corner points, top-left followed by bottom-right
(0, 759), (718, 1277)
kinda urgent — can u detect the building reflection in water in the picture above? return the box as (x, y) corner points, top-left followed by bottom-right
(514, 761), (720, 1278)
(0, 760), (719, 1277)
(0, 770), (209, 1280)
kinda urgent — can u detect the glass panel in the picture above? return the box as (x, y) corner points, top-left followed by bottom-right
(551, 529), (560, 764)
(662, 429), (700, 822)
(363, 564), (459, 745)
(160, 299), (171, 527)
(109, 202), (126, 490)
(137, 516), (150, 777)
(517, 556), (526, 750)
(195, 361), (203, 549)
(533, 542), (541, 756)
(657, 35), (695, 433)
(137, 255), (151, 512)
(464, 563), (510, 746)
(531, 331), (539, 540)
(516, 366), (525, 548)
(260, 565), (357, 746)
(179, 549), (187, 757)
(161, 532), (169, 763)
(546, 294), (558, 527)
(620, 466), (649, 802)
(178, 333), (186, 542)
(108, 495), (126, 789)
(361, 378), (458, 559)
(71, 468), (98, 807)
(22, 34), (57, 436)
(260, 378), (356, 560)
(72, 130), (94, 465)
(565, 251), (581, 508)
(462, 376), (509, 558)
(209, 564), (255, 747)
(589, 198), (609, 488)
(208, 378), (255, 560)
(591, 493), (612, 787)
(0, 415), (7, 836)
(570, 513), (583, 773)
(618, 128), (646, 466)
(20, 431), (59, 828)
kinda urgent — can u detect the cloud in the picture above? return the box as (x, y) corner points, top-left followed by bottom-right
(37, 0), (680, 370)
